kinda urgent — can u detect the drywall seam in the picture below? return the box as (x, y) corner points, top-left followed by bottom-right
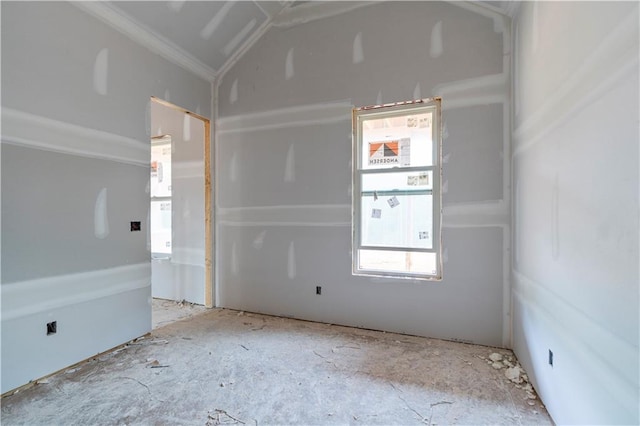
(270, 1), (376, 28)
(452, 1), (508, 31)
(173, 160), (205, 179)
(217, 100), (352, 134)
(252, 1), (281, 20)
(218, 203), (509, 227)
(513, 270), (637, 380)
(223, 19), (258, 57)
(171, 247), (206, 267)
(216, 12), (273, 85)
(513, 11), (638, 155)
(1, 263), (150, 322)
(502, 1), (521, 19)
(500, 13), (513, 348)
(213, 79), (221, 308)
(432, 73), (508, 110)
(513, 53), (638, 157)
(219, 203), (351, 212)
(218, 114), (350, 134)
(513, 271), (638, 418)
(218, 222), (508, 229)
(443, 200), (508, 216)
(443, 219), (509, 229)
(71, 1), (217, 82)
(1, 108), (149, 166)
(442, 201), (509, 227)
(219, 221), (350, 228)
(502, 223), (511, 346)
(200, 2), (235, 41)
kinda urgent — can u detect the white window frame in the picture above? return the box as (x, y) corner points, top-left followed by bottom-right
(352, 98), (443, 280)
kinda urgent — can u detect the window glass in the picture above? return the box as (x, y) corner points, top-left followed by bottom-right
(353, 99), (441, 280)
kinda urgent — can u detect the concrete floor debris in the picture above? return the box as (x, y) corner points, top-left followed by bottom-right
(152, 298), (208, 329)
(1, 308), (552, 425)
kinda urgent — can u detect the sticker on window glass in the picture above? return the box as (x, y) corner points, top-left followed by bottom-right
(368, 138), (410, 167)
(407, 173), (429, 186)
(387, 196), (400, 208)
(419, 231), (429, 239)
(407, 116), (417, 128)
(419, 114), (432, 128)
(371, 208), (382, 219)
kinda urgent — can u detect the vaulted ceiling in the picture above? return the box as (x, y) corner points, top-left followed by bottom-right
(74, 1), (512, 83)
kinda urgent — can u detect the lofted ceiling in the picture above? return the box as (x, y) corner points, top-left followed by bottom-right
(73, 1), (513, 83)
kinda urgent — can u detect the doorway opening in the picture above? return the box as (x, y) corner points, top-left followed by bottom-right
(149, 97), (212, 328)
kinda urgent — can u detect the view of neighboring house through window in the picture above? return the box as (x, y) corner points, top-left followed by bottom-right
(352, 98), (442, 280)
(150, 135), (172, 258)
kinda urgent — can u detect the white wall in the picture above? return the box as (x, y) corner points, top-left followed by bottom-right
(216, 2), (511, 347)
(1, 2), (211, 393)
(511, 2), (639, 424)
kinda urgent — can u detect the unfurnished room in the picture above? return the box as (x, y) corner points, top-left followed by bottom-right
(1, 1), (638, 425)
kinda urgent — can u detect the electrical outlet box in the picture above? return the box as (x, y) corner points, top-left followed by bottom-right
(316, 286), (322, 295)
(47, 321), (57, 335)
(130, 221), (141, 231)
(548, 349), (553, 367)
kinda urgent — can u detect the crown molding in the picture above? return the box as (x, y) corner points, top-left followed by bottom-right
(72, 1), (218, 82)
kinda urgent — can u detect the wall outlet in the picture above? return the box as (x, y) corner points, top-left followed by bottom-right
(548, 349), (553, 367)
(316, 286), (322, 295)
(47, 321), (57, 335)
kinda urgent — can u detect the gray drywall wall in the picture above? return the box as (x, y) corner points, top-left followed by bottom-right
(216, 1), (510, 347)
(1, 145), (149, 283)
(1, 1), (211, 393)
(511, 2), (639, 424)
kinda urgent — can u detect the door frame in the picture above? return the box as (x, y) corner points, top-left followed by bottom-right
(150, 96), (213, 308)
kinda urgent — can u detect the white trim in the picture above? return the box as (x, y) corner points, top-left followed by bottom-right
(217, 100), (352, 135)
(1, 263), (150, 322)
(1, 108), (149, 167)
(71, 1), (217, 82)
(513, 11), (638, 157)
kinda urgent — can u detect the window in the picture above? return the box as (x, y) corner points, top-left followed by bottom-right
(150, 135), (172, 258)
(352, 98), (442, 280)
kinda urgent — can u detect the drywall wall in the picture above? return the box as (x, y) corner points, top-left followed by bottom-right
(150, 101), (207, 305)
(1, 1), (211, 393)
(511, 2), (639, 424)
(216, 1), (511, 347)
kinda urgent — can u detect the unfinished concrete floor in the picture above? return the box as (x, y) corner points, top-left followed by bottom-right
(1, 308), (552, 425)
(152, 298), (208, 330)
